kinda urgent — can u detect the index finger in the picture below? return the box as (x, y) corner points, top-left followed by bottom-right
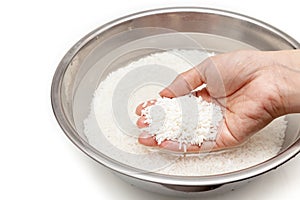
(135, 99), (156, 116)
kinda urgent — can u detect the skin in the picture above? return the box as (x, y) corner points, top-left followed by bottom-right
(136, 50), (300, 152)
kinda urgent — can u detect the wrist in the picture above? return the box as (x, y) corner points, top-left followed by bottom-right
(283, 68), (300, 114)
(269, 50), (300, 115)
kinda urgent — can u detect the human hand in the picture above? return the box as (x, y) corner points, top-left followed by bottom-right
(136, 50), (300, 152)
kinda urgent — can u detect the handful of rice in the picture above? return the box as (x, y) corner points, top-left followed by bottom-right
(141, 95), (223, 150)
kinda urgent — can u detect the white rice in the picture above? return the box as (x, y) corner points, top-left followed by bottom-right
(83, 49), (287, 176)
(141, 95), (223, 148)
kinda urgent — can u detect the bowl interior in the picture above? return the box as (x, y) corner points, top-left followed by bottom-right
(55, 9), (300, 177)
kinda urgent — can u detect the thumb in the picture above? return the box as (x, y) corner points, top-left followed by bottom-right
(159, 61), (208, 98)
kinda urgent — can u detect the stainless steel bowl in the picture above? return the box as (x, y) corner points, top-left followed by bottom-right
(51, 7), (300, 197)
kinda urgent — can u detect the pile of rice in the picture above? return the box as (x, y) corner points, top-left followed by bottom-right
(141, 95), (223, 150)
(84, 49), (287, 176)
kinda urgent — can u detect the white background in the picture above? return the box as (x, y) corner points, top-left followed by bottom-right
(0, 0), (299, 199)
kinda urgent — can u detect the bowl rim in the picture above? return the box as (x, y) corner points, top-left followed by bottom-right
(51, 7), (300, 186)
